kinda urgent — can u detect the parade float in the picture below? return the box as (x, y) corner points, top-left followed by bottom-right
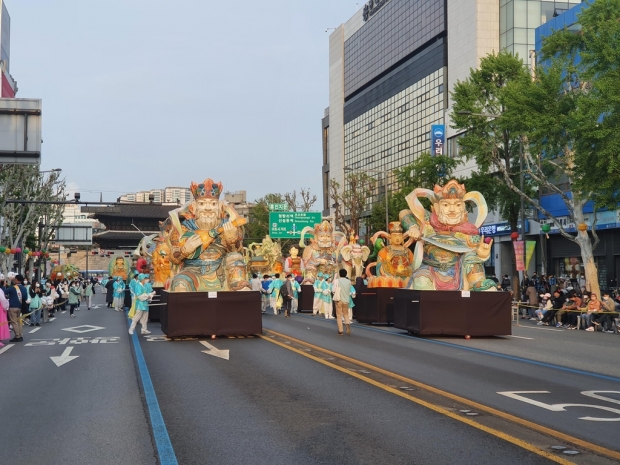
(391, 180), (511, 336)
(157, 178), (260, 337)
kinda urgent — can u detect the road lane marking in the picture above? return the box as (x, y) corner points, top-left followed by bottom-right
(29, 327), (41, 334)
(508, 335), (534, 340)
(0, 344), (14, 355)
(262, 329), (620, 462)
(128, 317), (178, 465)
(293, 315), (620, 383)
(50, 347), (79, 367)
(259, 334), (573, 465)
(62, 325), (105, 333)
(499, 391), (620, 421)
(199, 341), (229, 360)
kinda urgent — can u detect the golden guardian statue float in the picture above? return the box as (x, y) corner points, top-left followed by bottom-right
(366, 222), (414, 288)
(167, 179), (250, 292)
(399, 179), (496, 291)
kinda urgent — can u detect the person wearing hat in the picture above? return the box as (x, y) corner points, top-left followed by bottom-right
(128, 274), (156, 335)
(267, 273), (283, 315)
(535, 293), (552, 321)
(0, 274), (10, 346)
(112, 276), (126, 312)
(5, 273), (28, 342)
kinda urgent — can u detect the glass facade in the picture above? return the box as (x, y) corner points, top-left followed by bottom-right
(344, 0), (445, 98)
(1, 3), (10, 68)
(500, 0), (582, 61)
(344, 69), (445, 207)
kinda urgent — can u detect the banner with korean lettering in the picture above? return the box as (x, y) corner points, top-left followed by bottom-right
(430, 124), (445, 156)
(525, 241), (536, 270)
(513, 240), (525, 271)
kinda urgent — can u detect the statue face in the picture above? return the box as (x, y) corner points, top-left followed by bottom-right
(390, 233), (404, 246)
(115, 258), (124, 269)
(435, 199), (466, 226)
(317, 232), (333, 248)
(194, 198), (220, 229)
(290, 247), (298, 258)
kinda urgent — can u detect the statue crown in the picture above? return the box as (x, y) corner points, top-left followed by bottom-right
(434, 179), (466, 200)
(190, 179), (223, 200)
(315, 220), (332, 234)
(388, 221), (403, 234)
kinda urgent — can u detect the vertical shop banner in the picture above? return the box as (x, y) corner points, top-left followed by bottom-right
(525, 241), (536, 270)
(430, 124), (445, 156)
(513, 240), (525, 271)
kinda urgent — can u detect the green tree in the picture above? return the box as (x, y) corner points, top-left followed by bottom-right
(368, 153), (458, 234)
(245, 193), (283, 245)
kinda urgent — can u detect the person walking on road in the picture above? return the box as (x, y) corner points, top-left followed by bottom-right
(84, 280), (94, 310)
(280, 274), (293, 318)
(333, 269), (352, 335)
(105, 276), (115, 308)
(5, 273), (27, 342)
(113, 277), (126, 312)
(68, 280), (81, 318)
(267, 274), (283, 315)
(129, 274), (155, 335)
(291, 277), (301, 314)
(0, 274), (10, 346)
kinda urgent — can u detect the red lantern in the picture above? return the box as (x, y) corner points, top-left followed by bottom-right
(510, 232), (519, 241)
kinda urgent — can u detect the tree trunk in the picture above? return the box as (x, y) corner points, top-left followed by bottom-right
(576, 231), (600, 297)
(573, 204), (600, 297)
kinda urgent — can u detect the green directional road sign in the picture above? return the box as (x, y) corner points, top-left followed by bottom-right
(269, 212), (322, 239)
(268, 203), (288, 212)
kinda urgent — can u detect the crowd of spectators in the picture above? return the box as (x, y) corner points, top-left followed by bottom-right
(511, 272), (619, 333)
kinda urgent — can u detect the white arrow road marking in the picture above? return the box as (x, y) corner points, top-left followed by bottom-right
(29, 327), (41, 333)
(199, 341), (229, 360)
(0, 344), (14, 355)
(62, 325), (105, 334)
(50, 347), (79, 367)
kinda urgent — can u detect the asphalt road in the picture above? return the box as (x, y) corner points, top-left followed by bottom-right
(264, 313), (620, 451)
(2, 291), (618, 464)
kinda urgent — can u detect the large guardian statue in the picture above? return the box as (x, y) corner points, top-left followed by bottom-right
(299, 220), (345, 285)
(400, 179), (496, 291)
(168, 179), (251, 292)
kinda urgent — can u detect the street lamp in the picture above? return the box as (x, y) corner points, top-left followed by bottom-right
(344, 166), (389, 231)
(458, 110), (528, 282)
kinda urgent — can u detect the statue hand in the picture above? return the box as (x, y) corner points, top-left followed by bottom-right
(222, 221), (238, 243)
(181, 234), (203, 256)
(477, 235), (492, 261)
(407, 225), (421, 241)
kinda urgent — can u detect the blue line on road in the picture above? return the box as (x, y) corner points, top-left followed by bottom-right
(294, 313), (620, 384)
(128, 318), (178, 465)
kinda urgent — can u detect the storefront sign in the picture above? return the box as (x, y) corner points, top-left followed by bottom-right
(363, 0), (391, 21)
(431, 124), (445, 156)
(479, 221), (529, 236)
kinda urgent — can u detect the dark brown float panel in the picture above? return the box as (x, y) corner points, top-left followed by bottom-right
(299, 285), (315, 312)
(354, 287), (399, 324)
(147, 286), (165, 321)
(393, 290), (512, 336)
(160, 290), (262, 337)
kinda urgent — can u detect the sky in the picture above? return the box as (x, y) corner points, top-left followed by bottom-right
(7, 0), (359, 204)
